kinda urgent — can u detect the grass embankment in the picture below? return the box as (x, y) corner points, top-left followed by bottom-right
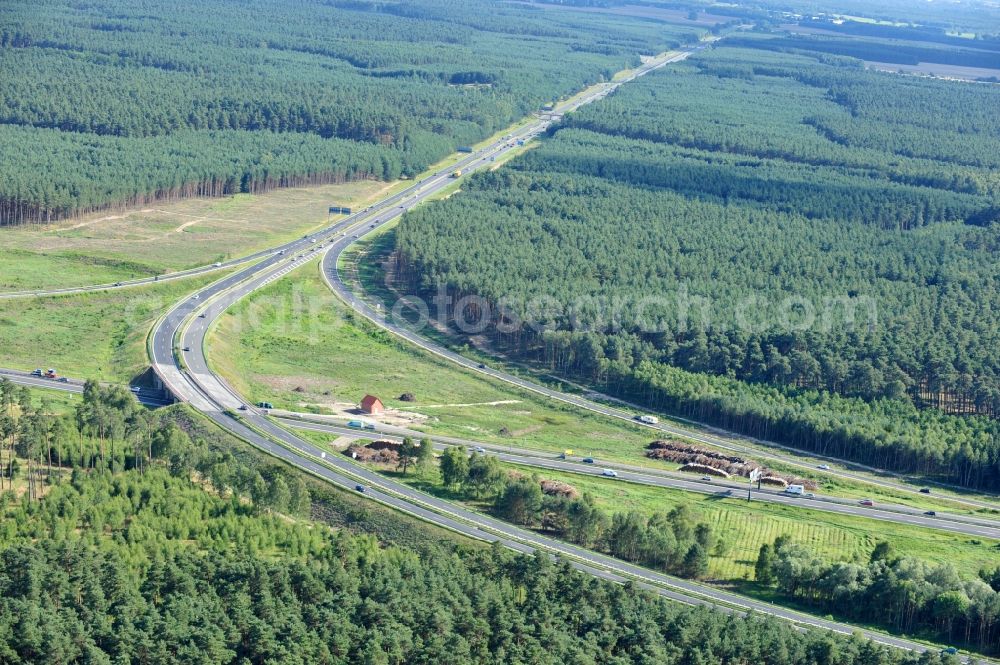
(0, 180), (391, 291)
(0, 272), (227, 382)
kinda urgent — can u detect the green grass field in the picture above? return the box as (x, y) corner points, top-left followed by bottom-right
(0, 271), (227, 382)
(0, 180), (392, 291)
(208, 265), (662, 456)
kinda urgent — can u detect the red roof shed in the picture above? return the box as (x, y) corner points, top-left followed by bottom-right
(361, 394), (384, 415)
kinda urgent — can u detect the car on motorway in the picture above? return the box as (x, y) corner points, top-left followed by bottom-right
(192, 294), (200, 300)
(238, 404), (248, 411)
(473, 446), (486, 454)
(477, 363), (486, 369)
(581, 457), (595, 464)
(700, 476), (713, 482)
(198, 313), (206, 318)
(113, 282), (123, 287)
(859, 499), (874, 507)
(919, 487), (931, 494)
(355, 484), (365, 493)
(924, 510), (937, 516)
(213, 262), (223, 266)
(182, 346), (191, 352)
(941, 647), (958, 656)
(129, 386), (141, 393)
(57, 377), (69, 383)
(31, 369), (42, 376)
(363, 422), (376, 430)
(256, 401), (274, 410)
(721, 489), (733, 496)
(602, 469), (618, 478)
(278, 250), (285, 255)
(817, 464), (830, 470)
(310, 238), (316, 243)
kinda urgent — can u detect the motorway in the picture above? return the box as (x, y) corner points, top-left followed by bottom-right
(273, 415), (1000, 539)
(9, 347), (996, 540)
(0, 249), (268, 300)
(0, 40), (981, 658)
(0, 367), (172, 407)
(132, 42), (994, 660)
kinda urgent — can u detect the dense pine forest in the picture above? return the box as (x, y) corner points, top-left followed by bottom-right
(394, 40), (1000, 488)
(0, 380), (962, 664)
(0, 0), (701, 224)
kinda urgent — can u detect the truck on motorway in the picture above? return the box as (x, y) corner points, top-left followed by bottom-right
(457, 146), (473, 153)
(45, 368), (58, 379)
(637, 414), (659, 425)
(451, 169), (462, 178)
(347, 420), (364, 429)
(784, 484), (804, 495)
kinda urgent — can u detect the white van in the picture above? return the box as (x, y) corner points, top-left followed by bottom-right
(785, 484), (804, 495)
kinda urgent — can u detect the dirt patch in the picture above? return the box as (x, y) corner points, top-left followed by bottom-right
(285, 399), (430, 427)
(413, 399), (521, 408)
(174, 219), (202, 232)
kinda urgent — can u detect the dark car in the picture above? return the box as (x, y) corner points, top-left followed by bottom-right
(919, 487), (931, 494)
(182, 346), (191, 352)
(477, 363), (486, 369)
(924, 510), (937, 516)
(355, 484), (365, 493)
(582, 457), (595, 464)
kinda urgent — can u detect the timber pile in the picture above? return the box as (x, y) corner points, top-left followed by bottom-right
(648, 440), (817, 489)
(540, 479), (580, 499)
(345, 441), (399, 464)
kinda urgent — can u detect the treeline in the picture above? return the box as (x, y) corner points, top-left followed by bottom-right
(756, 537), (1000, 654)
(0, 127), (403, 224)
(394, 44), (1000, 488)
(728, 33), (1000, 69)
(0, 390), (958, 664)
(438, 447), (719, 579)
(795, 19), (1000, 51)
(0, 0), (700, 224)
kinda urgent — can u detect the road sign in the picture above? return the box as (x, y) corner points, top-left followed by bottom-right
(748, 468), (761, 501)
